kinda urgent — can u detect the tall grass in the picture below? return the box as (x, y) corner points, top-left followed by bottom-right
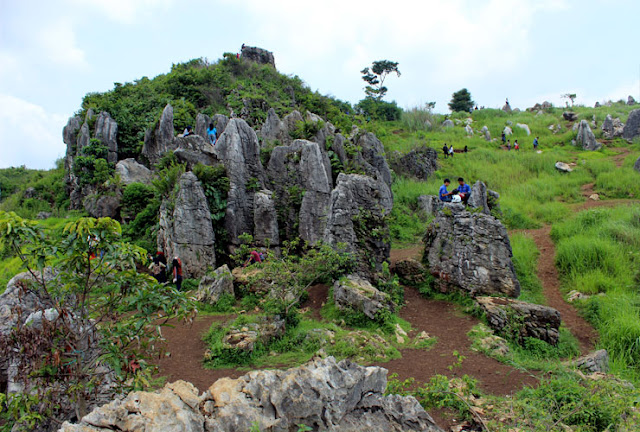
(510, 233), (545, 305)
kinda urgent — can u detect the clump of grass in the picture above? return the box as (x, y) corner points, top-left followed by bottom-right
(510, 233), (545, 305)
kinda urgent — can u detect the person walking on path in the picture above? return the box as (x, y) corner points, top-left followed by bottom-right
(172, 257), (183, 291)
(442, 143), (449, 159)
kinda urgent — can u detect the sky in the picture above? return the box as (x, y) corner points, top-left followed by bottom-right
(0, 0), (639, 169)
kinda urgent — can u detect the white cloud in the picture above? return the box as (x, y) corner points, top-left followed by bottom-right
(35, 20), (88, 69)
(69, 0), (174, 24)
(0, 94), (67, 169)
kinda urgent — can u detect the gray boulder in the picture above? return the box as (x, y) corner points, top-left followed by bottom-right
(333, 275), (395, 320)
(502, 103), (512, 113)
(476, 296), (561, 345)
(221, 316), (286, 354)
(324, 174), (393, 276)
(267, 139), (332, 244)
(481, 126), (491, 141)
(76, 109), (94, 153)
(569, 349), (609, 373)
(195, 113), (211, 139)
(61, 357), (442, 432)
(563, 111), (579, 122)
(241, 45), (275, 67)
(622, 109), (640, 142)
(157, 172), (215, 278)
(634, 156), (640, 173)
(423, 204), (520, 297)
(213, 118), (268, 246)
(253, 189), (280, 247)
(260, 107), (287, 144)
(629, 95), (637, 106)
(555, 162), (573, 173)
(394, 259), (426, 286)
(83, 193), (121, 219)
(516, 123), (531, 136)
(141, 104), (175, 165)
(115, 158), (152, 185)
(575, 120), (601, 150)
(62, 115), (82, 156)
(464, 124), (474, 135)
(503, 126), (513, 136)
(390, 147), (439, 180)
(94, 111), (118, 163)
(195, 265), (234, 304)
(442, 119), (454, 128)
(467, 180), (490, 214)
(417, 195), (443, 216)
(602, 115), (624, 139)
(173, 135), (217, 167)
(0, 270), (56, 337)
(356, 132), (393, 188)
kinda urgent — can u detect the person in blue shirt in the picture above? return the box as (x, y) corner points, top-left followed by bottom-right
(457, 177), (471, 203)
(207, 123), (217, 145)
(439, 179), (453, 202)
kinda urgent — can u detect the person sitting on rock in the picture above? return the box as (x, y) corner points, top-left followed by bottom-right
(442, 143), (449, 159)
(451, 190), (462, 203)
(183, 126), (193, 137)
(207, 123), (217, 145)
(439, 179), (454, 202)
(457, 177), (471, 203)
(172, 257), (183, 290)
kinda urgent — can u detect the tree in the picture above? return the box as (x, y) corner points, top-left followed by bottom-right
(448, 88), (475, 113)
(361, 60), (401, 101)
(0, 213), (195, 429)
(561, 93), (577, 107)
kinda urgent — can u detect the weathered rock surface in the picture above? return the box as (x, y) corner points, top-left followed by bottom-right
(115, 158), (152, 185)
(356, 132), (393, 188)
(623, 109), (640, 142)
(241, 45), (275, 67)
(602, 114), (625, 139)
(423, 204), (520, 297)
(157, 172), (215, 278)
(516, 123), (531, 136)
(464, 125), (473, 135)
(575, 120), (601, 151)
(267, 139), (332, 244)
(481, 126), (491, 141)
(94, 111), (118, 163)
(333, 275), (395, 319)
(83, 193), (122, 219)
(260, 107), (288, 144)
(629, 96), (637, 105)
(555, 162), (573, 173)
(568, 349), (609, 373)
(60, 357), (442, 432)
(390, 147), (439, 180)
(141, 104), (175, 165)
(417, 195), (443, 216)
(442, 119), (454, 128)
(467, 180), (490, 214)
(213, 118), (267, 246)
(195, 265), (234, 304)
(503, 126), (512, 136)
(324, 173), (393, 275)
(394, 258), (426, 285)
(173, 135), (218, 167)
(253, 190), (280, 247)
(476, 296), (561, 345)
(563, 111), (578, 122)
(220, 316), (286, 354)
(634, 156), (640, 173)
(0, 270), (56, 337)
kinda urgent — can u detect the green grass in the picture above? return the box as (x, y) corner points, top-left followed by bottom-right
(510, 233), (545, 305)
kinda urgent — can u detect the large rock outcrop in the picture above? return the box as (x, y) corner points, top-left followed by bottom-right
(260, 108), (289, 144)
(575, 120), (601, 151)
(601, 114), (624, 139)
(333, 275), (395, 320)
(83, 192), (122, 219)
(623, 109), (640, 142)
(94, 111), (118, 163)
(356, 132), (393, 189)
(213, 118), (268, 247)
(476, 296), (561, 345)
(173, 135), (217, 167)
(141, 104), (175, 165)
(115, 158), (152, 185)
(157, 172), (215, 278)
(390, 147), (438, 180)
(60, 357), (442, 432)
(253, 190), (280, 247)
(267, 139), (332, 244)
(241, 45), (276, 67)
(324, 173), (393, 276)
(423, 204), (520, 297)
(195, 265), (234, 305)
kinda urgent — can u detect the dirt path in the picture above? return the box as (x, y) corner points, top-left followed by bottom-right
(610, 147), (631, 168)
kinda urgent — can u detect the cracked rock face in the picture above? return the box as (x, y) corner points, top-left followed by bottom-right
(623, 109), (640, 142)
(59, 357), (443, 432)
(423, 204), (520, 297)
(575, 120), (601, 151)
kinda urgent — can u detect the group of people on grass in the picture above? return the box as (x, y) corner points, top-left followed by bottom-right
(180, 124), (218, 145)
(439, 177), (471, 204)
(442, 144), (468, 159)
(501, 133), (540, 152)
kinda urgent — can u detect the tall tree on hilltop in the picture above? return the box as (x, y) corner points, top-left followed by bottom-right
(449, 88), (475, 113)
(361, 60), (401, 101)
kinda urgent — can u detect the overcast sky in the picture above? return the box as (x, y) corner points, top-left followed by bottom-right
(1, 0), (639, 169)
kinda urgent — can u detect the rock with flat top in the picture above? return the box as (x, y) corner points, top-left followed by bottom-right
(555, 162), (573, 172)
(334, 275), (395, 319)
(115, 158), (152, 185)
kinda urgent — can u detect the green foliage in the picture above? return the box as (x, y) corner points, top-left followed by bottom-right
(448, 88), (474, 113)
(121, 183), (155, 220)
(197, 293), (236, 313)
(0, 212), (196, 427)
(360, 60), (401, 100)
(192, 163), (230, 259)
(289, 119), (323, 140)
(72, 141), (113, 187)
(0, 392), (46, 432)
(356, 97), (402, 121)
(510, 233), (545, 305)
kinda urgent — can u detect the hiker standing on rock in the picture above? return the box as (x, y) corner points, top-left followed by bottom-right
(207, 123), (217, 145)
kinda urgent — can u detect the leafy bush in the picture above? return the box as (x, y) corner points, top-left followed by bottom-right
(356, 97), (402, 121)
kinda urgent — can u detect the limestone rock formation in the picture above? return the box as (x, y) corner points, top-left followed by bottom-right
(213, 118), (268, 246)
(253, 190), (280, 247)
(601, 114), (624, 139)
(260, 107), (288, 144)
(622, 109), (640, 142)
(634, 156), (640, 173)
(266, 139), (332, 244)
(195, 265), (234, 305)
(555, 162), (573, 173)
(442, 119), (454, 128)
(115, 158), (152, 185)
(94, 111), (119, 163)
(390, 147), (439, 180)
(503, 126), (512, 136)
(157, 172), (215, 278)
(467, 180), (490, 214)
(333, 275), (395, 319)
(417, 195), (443, 216)
(83, 192), (122, 219)
(141, 104), (175, 165)
(394, 258), (426, 285)
(481, 126), (491, 141)
(575, 120), (601, 151)
(464, 125), (474, 135)
(356, 132), (393, 188)
(220, 316), (286, 354)
(324, 173), (393, 275)
(476, 296), (561, 345)
(516, 123), (531, 136)
(629, 95), (637, 105)
(60, 357), (442, 432)
(241, 45), (275, 67)
(563, 111), (579, 122)
(173, 135), (217, 167)
(423, 204), (520, 297)
(569, 349), (610, 373)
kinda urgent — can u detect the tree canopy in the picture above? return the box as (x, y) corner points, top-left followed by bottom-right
(361, 60), (401, 101)
(448, 88), (474, 113)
